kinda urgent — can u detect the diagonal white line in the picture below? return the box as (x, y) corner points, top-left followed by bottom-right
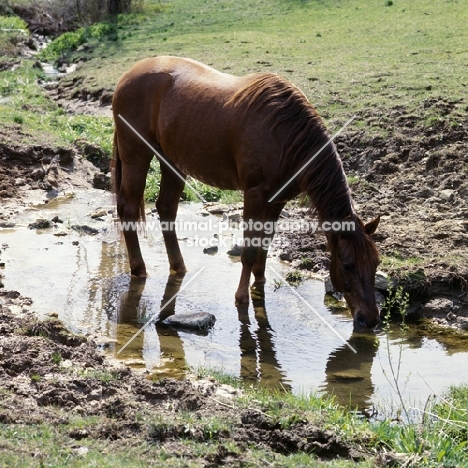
(118, 114), (206, 203)
(268, 115), (356, 203)
(268, 266), (357, 353)
(117, 266), (206, 354)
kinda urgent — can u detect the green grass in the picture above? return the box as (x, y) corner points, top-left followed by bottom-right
(0, 61), (114, 152)
(36, 0), (468, 124)
(0, 362), (467, 466)
(380, 250), (424, 270)
(3, 0), (468, 195)
(145, 158), (242, 203)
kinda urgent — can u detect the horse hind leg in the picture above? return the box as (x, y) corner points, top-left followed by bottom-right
(116, 148), (152, 277)
(156, 165), (187, 274)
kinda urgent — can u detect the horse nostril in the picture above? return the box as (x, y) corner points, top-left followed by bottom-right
(353, 314), (367, 331)
(354, 313), (380, 332)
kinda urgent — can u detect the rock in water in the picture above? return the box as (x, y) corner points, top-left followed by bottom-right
(163, 312), (216, 331)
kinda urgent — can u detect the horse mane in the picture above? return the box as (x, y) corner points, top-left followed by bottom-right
(229, 73), (353, 222)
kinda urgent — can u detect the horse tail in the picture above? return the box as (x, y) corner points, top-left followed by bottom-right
(111, 131), (146, 223)
(111, 131), (122, 197)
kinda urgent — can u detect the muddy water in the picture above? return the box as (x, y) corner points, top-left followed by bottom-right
(1, 189), (467, 414)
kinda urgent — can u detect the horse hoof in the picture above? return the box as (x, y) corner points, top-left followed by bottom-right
(235, 295), (250, 307)
(169, 266), (187, 275)
(131, 270), (148, 278)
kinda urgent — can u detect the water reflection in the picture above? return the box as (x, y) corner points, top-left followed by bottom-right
(112, 275), (290, 389)
(324, 333), (378, 413)
(238, 284), (290, 391)
(114, 274), (186, 378)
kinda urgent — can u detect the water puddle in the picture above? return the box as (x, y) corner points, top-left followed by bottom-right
(1, 189), (467, 414)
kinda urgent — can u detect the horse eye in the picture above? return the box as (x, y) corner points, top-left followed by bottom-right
(343, 263), (355, 273)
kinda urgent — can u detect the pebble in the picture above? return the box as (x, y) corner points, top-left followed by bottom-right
(439, 189), (455, 202)
(71, 225), (99, 235)
(28, 218), (51, 229)
(227, 244), (241, 256)
(203, 246), (218, 255)
(204, 203), (230, 214)
(89, 208), (107, 219)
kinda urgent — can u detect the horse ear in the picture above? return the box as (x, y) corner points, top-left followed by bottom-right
(365, 216), (380, 236)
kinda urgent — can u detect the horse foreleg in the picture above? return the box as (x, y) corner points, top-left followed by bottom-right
(251, 202), (286, 286)
(156, 166), (187, 274)
(235, 188), (265, 306)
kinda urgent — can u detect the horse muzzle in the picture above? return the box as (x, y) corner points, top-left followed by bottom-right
(353, 312), (381, 332)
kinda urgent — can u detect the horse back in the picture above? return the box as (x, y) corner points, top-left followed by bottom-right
(113, 56), (282, 190)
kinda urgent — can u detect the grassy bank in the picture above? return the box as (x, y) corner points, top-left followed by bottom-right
(2, 0), (467, 178)
(37, 0), (468, 120)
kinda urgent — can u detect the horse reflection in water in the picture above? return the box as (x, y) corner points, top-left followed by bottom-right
(324, 333), (378, 415)
(115, 275), (186, 378)
(238, 284), (290, 391)
(113, 274), (289, 389)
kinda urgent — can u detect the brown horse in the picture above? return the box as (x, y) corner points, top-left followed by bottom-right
(112, 56), (381, 331)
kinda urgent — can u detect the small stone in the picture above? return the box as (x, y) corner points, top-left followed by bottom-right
(0, 222), (15, 228)
(447, 312), (457, 322)
(279, 251), (292, 262)
(73, 446), (89, 456)
(54, 230), (68, 237)
(71, 225), (99, 235)
(87, 388), (102, 401)
(203, 246), (218, 255)
(456, 317), (468, 331)
(163, 311), (216, 331)
(89, 208), (107, 219)
(439, 189), (455, 202)
(28, 218), (51, 229)
(227, 244), (241, 256)
(374, 271), (395, 292)
(204, 203), (229, 214)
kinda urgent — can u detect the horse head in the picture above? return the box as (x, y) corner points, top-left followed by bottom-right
(327, 216), (381, 331)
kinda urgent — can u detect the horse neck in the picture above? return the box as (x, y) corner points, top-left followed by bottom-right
(302, 143), (355, 224)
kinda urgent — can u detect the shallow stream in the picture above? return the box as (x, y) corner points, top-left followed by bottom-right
(1, 189), (467, 415)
